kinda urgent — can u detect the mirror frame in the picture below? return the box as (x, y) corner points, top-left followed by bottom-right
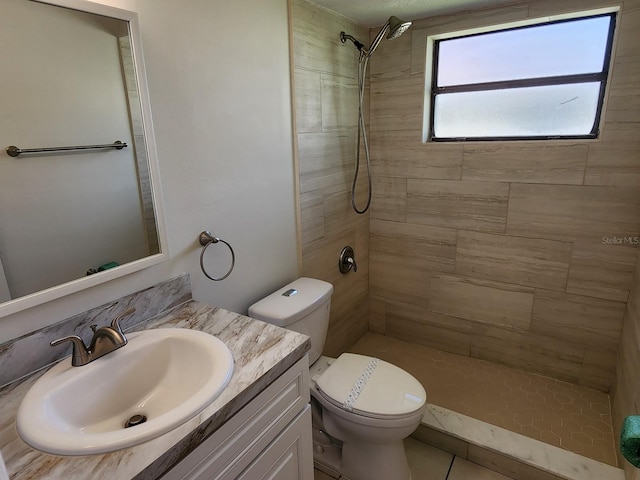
(0, 0), (169, 318)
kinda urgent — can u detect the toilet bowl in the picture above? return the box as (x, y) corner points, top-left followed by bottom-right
(249, 278), (427, 480)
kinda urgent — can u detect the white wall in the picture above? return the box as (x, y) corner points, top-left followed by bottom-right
(0, 0), (298, 342)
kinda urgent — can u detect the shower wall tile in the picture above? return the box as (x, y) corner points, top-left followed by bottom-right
(407, 179), (509, 233)
(369, 259), (431, 307)
(292, 0), (370, 356)
(531, 290), (625, 352)
(302, 224), (369, 356)
(461, 144), (587, 185)
(455, 231), (572, 291)
(371, 129), (463, 180)
(322, 190), (364, 238)
(369, 29), (412, 80)
(371, 176), (407, 222)
(469, 324), (584, 384)
(369, 297), (386, 334)
(430, 275), (534, 331)
(599, 122), (640, 148)
(290, 0), (359, 79)
(297, 132), (354, 194)
(385, 302), (473, 357)
(581, 349), (617, 392)
(369, 74), (425, 133)
(319, 75), (359, 130)
(506, 184), (640, 243)
(566, 241), (637, 302)
(585, 145), (640, 186)
(299, 192), (324, 246)
(605, 91), (640, 124)
(293, 69), (322, 133)
(370, 219), (457, 273)
(612, 235), (640, 474)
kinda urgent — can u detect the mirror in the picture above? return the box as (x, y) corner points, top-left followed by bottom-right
(0, 0), (168, 317)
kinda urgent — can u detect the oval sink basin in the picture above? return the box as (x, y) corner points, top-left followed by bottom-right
(16, 328), (234, 455)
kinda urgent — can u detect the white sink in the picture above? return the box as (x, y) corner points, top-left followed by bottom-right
(16, 328), (234, 456)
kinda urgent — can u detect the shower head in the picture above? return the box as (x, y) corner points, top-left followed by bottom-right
(387, 16), (413, 39)
(367, 15), (412, 57)
(340, 15), (412, 59)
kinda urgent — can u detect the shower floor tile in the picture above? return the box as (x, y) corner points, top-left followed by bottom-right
(348, 333), (617, 466)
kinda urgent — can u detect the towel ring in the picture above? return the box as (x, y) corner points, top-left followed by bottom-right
(199, 231), (235, 281)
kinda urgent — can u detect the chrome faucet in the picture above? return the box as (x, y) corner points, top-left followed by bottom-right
(50, 308), (135, 366)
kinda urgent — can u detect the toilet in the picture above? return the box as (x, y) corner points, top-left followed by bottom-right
(249, 277), (426, 480)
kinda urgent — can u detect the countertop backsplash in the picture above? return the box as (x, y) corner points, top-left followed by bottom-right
(0, 274), (192, 388)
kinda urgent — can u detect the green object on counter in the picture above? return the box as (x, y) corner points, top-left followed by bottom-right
(621, 416), (640, 467)
(97, 261), (120, 272)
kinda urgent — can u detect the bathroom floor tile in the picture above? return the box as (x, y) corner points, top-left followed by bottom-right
(447, 457), (514, 480)
(349, 333), (617, 466)
(405, 437), (453, 480)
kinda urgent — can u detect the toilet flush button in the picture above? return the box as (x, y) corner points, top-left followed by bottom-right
(312, 374), (320, 382)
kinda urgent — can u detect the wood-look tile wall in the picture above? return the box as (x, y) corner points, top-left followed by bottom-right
(291, 0), (370, 356)
(612, 248), (640, 477)
(368, 0), (640, 391)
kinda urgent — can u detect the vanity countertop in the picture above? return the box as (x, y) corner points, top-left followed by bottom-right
(0, 300), (310, 479)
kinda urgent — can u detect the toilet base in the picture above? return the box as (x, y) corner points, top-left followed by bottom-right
(311, 407), (412, 480)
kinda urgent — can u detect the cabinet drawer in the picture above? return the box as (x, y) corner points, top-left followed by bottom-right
(163, 355), (310, 480)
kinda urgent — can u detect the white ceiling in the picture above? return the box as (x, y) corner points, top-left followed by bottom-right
(311, 0), (514, 26)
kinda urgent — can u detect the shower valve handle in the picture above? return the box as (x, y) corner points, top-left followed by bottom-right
(339, 246), (357, 274)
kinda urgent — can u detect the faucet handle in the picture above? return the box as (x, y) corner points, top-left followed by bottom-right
(339, 246), (358, 274)
(111, 307), (136, 336)
(347, 256), (358, 272)
(50, 335), (90, 367)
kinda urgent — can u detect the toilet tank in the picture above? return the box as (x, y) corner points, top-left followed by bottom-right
(248, 278), (333, 364)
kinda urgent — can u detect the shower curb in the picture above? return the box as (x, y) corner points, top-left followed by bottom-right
(412, 404), (625, 480)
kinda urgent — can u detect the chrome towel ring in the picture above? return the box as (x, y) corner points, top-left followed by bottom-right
(198, 231), (235, 281)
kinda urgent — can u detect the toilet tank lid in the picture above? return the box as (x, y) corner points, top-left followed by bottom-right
(248, 277), (333, 327)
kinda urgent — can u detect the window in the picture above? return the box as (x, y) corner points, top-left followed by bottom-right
(425, 12), (616, 141)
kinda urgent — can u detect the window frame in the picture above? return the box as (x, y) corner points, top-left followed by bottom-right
(424, 10), (618, 143)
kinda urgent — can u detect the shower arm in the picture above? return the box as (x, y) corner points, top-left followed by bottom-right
(340, 32), (368, 54)
(340, 23), (391, 59)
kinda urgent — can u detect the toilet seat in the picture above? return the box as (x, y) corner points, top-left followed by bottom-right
(315, 353), (426, 420)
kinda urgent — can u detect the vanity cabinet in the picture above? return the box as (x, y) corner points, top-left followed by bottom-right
(163, 356), (313, 480)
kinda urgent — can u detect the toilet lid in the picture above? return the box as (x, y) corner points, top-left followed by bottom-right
(316, 353), (426, 417)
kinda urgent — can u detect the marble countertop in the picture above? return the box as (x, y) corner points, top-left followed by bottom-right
(0, 301), (310, 480)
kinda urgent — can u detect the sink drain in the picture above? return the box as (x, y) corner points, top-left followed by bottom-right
(124, 414), (147, 428)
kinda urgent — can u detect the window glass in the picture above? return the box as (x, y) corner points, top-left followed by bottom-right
(427, 12), (615, 141)
(437, 16), (612, 86)
(434, 83), (601, 138)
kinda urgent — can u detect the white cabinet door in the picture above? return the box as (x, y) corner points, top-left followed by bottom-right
(237, 406), (313, 480)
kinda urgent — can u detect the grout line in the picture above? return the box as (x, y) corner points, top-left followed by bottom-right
(445, 455), (456, 479)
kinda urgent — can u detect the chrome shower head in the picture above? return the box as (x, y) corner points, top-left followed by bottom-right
(387, 16), (413, 39)
(366, 15), (412, 57)
(340, 15), (412, 59)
